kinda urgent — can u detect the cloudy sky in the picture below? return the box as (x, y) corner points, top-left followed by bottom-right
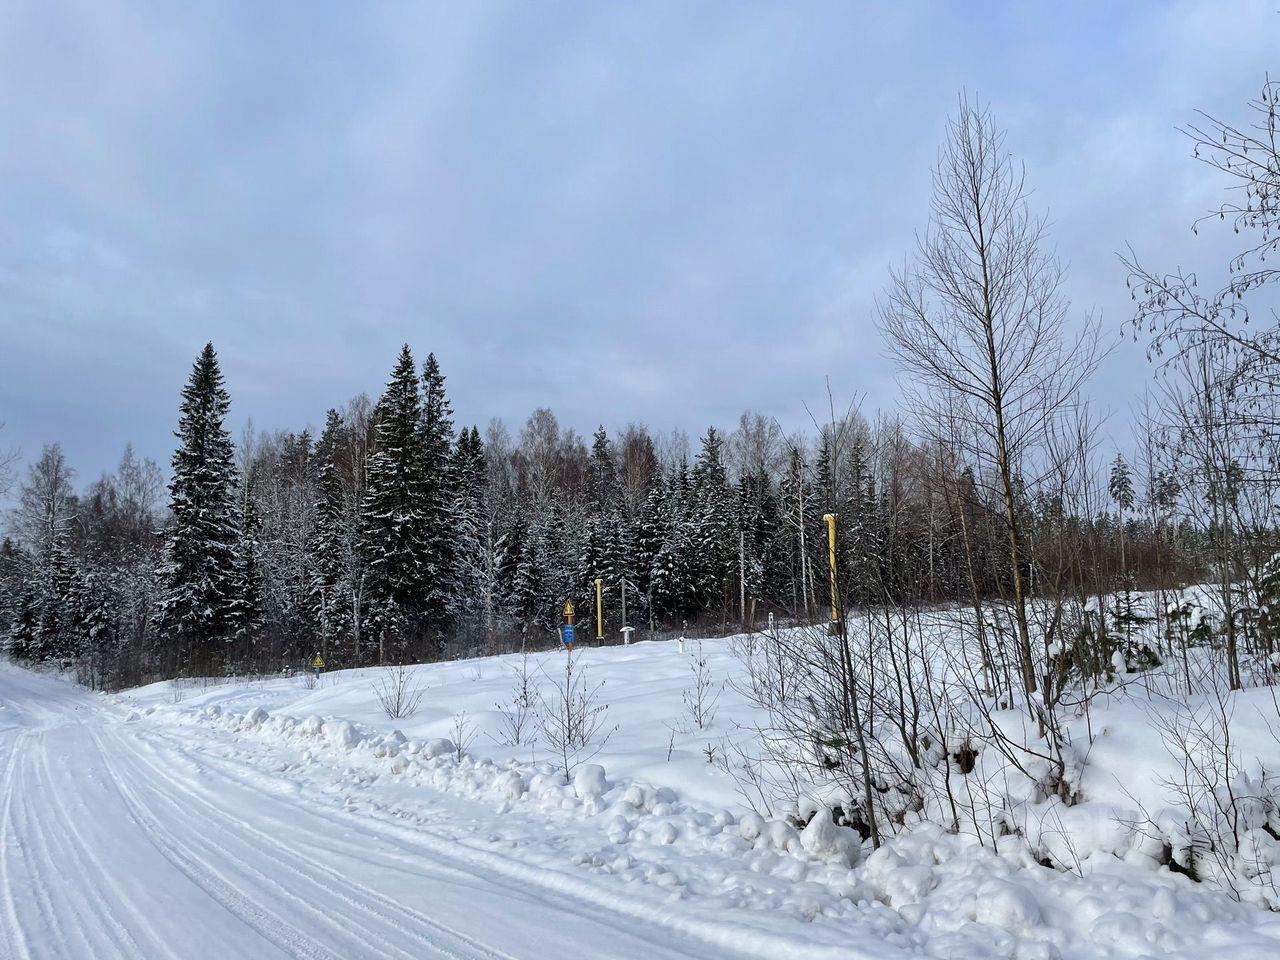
(1, 1), (1276, 485)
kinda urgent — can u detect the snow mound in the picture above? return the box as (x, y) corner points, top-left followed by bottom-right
(800, 810), (863, 867)
(322, 720), (361, 750)
(573, 764), (609, 799)
(423, 737), (455, 759)
(973, 879), (1043, 934)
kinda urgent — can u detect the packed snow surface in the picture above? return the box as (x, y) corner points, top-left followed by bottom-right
(5, 630), (1280, 959)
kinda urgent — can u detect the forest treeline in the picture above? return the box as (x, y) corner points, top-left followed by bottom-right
(0, 337), (1198, 690)
(1, 83), (1278, 694)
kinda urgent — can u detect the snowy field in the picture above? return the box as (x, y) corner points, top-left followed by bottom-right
(86, 620), (1280, 960)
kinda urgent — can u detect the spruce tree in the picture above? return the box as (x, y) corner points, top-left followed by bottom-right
(651, 515), (695, 621)
(540, 501), (576, 627)
(1110, 453), (1135, 576)
(737, 471), (783, 614)
(579, 426), (631, 628)
(32, 538), (77, 661)
(690, 427), (736, 610)
(602, 504), (635, 614)
(7, 581), (39, 660)
(779, 447), (819, 618)
(1256, 552), (1280, 658)
(68, 570), (112, 685)
(506, 509), (541, 628)
(512, 503), (569, 632)
(450, 425), (488, 617)
(271, 429), (317, 649)
(649, 468), (697, 620)
(360, 346), (430, 648)
(228, 490), (267, 667)
(157, 343), (241, 671)
(420, 353), (457, 622)
(311, 409), (350, 658)
(635, 474), (669, 616)
(588, 426), (618, 513)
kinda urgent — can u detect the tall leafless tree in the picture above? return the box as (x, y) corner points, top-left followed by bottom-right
(0, 421), (18, 503)
(1123, 76), (1280, 461)
(878, 97), (1103, 695)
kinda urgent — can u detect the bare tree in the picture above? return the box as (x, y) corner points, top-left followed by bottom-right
(9, 442), (77, 554)
(728, 410), (786, 482)
(878, 96), (1103, 694)
(618, 422), (660, 515)
(1124, 76), (1280, 451)
(0, 421), (18, 502)
(1154, 348), (1255, 690)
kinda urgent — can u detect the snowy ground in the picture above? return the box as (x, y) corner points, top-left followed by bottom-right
(1, 660), (778, 960)
(6, 629), (1280, 959)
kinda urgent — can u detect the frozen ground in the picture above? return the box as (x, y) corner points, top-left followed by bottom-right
(6, 627), (1280, 959)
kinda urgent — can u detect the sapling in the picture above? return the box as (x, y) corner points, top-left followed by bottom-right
(535, 647), (615, 776)
(492, 648), (537, 747)
(372, 663), (427, 720)
(683, 638), (723, 730)
(450, 710), (476, 761)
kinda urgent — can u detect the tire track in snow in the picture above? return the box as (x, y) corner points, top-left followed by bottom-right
(10, 744), (103, 960)
(88, 726), (348, 960)
(129, 721), (793, 960)
(0, 730), (35, 960)
(118, 726), (524, 956)
(19, 737), (140, 960)
(101, 724), (519, 960)
(34, 730), (179, 960)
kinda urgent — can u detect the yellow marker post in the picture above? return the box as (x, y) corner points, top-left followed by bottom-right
(822, 513), (839, 625)
(594, 578), (604, 640)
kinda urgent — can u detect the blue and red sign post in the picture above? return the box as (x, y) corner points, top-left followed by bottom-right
(562, 600), (575, 649)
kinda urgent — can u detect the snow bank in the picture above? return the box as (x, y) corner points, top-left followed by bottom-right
(124, 686), (1280, 960)
(117, 608), (1280, 959)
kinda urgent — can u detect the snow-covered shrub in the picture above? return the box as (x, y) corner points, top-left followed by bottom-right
(799, 807), (864, 866)
(1148, 688), (1280, 908)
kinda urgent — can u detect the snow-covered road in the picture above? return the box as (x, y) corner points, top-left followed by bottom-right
(0, 662), (748, 960)
(11, 650), (1280, 960)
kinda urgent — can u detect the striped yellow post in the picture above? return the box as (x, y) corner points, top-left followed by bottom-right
(594, 578), (604, 640)
(822, 513), (839, 624)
